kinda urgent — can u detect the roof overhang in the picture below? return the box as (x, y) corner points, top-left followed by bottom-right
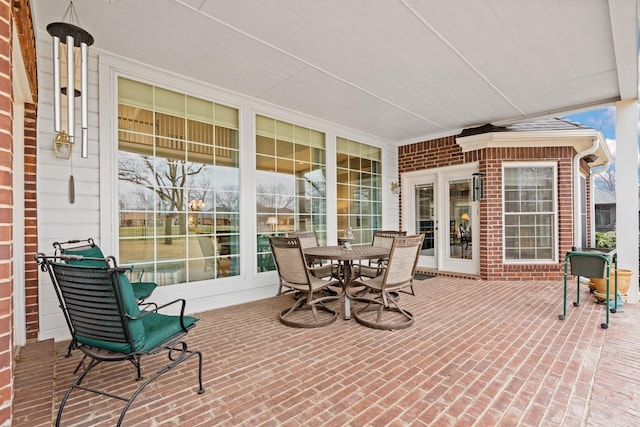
(31, 0), (639, 144)
(456, 129), (611, 168)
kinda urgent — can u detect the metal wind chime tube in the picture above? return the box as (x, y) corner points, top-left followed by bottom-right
(81, 40), (89, 157)
(52, 35), (61, 132)
(66, 33), (75, 148)
(47, 1), (94, 158)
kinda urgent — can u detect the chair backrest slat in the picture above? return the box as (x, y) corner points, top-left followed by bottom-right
(269, 237), (311, 286)
(372, 230), (407, 249)
(45, 259), (135, 349)
(286, 231), (319, 250)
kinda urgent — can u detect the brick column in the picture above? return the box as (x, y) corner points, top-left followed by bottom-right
(0, 0), (13, 423)
(23, 102), (36, 339)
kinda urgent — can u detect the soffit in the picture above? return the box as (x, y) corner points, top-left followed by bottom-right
(31, 0), (639, 144)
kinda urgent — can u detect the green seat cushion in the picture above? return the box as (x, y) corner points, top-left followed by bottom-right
(69, 267), (193, 354)
(132, 281), (157, 300)
(138, 312), (198, 353)
(76, 332), (134, 354)
(117, 273), (145, 350)
(65, 245), (107, 267)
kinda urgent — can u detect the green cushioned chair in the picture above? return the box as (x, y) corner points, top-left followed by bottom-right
(53, 238), (157, 302)
(36, 253), (204, 426)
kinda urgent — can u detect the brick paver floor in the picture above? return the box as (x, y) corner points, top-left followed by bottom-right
(13, 277), (640, 426)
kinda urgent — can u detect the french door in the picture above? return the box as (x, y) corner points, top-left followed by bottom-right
(402, 164), (479, 275)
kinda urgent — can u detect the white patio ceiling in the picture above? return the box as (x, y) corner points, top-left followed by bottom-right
(32, 0), (638, 144)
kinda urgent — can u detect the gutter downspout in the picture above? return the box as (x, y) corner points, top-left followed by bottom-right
(572, 137), (599, 247)
(589, 160), (613, 245)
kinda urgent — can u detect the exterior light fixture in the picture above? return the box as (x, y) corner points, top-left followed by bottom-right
(472, 172), (484, 201)
(47, 1), (94, 158)
(390, 182), (400, 194)
(584, 154), (598, 163)
(53, 130), (73, 159)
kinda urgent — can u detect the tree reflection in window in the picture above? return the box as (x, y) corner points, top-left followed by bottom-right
(336, 137), (382, 245)
(255, 115), (327, 272)
(117, 77), (239, 285)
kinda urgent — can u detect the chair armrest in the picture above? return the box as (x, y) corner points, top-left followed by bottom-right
(128, 298), (190, 332)
(353, 263), (387, 279)
(119, 264), (145, 282)
(307, 263), (339, 280)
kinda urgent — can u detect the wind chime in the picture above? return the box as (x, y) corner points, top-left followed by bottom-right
(47, 1), (94, 203)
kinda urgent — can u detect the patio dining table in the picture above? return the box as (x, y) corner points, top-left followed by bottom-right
(304, 245), (390, 320)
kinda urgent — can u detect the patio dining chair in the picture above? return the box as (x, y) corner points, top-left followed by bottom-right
(270, 236), (341, 327)
(35, 253), (204, 427)
(355, 230), (414, 294)
(53, 238), (157, 302)
(285, 230), (336, 279)
(346, 234), (424, 330)
(196, 234), (232, 276)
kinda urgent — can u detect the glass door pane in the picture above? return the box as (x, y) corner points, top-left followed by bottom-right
(448, 179), (472, 260)
(415, 184), (435, 257)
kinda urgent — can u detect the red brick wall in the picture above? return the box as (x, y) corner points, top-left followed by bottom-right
(24, 102), (37, 339)
(398, 136), (583, 281)
(0, 0), (13, 422)
(0, 1), (38, 422)
(484, 146), (575, 281)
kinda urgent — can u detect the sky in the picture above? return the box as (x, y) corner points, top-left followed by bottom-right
(562, 105), (640, 190)
(564, 107), (617, 162)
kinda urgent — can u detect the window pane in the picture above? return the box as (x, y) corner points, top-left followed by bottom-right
(336, 137), (382, 245)
(118, 76), (239, 285)
(503, 166), (555, 261)
(255, 115), (328, 271)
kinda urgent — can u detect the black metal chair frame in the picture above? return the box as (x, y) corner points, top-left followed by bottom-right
(52, 238), (159, 359)
(36, 253), (204, 426)
(459, 224), (472, 258)
(53, 238), (157, 301)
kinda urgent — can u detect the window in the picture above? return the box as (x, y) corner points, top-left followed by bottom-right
(503, 164), (556, 261)
(255, 115), (327, 272)
(336, 137), (382, 245)
(117, 77), (240, 285)
(595, 205), (612, 230)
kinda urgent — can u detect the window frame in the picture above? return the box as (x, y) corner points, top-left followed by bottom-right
(254, 115), (328, 272)
(502, 161), (558, 264)
(336, 136), (383, 246)
(99, 56), (393, 301)
(115, 76), (241, 286)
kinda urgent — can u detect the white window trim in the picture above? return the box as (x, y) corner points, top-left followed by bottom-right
(502, 161), (558, 264)
(98, 56), (262, 306)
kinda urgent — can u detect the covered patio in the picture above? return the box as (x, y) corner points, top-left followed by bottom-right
(14, 276), (640, 426)
(3, 1), (640, 424)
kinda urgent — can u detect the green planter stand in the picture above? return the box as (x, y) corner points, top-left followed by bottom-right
(559, 247), (618, 329)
